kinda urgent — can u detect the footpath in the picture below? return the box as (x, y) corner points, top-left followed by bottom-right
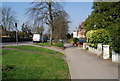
(64, 43), (118, 79)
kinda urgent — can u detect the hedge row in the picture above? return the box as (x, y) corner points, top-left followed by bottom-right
(86, 29), (110, 48)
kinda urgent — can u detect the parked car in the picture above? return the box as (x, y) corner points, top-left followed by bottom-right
(76, 39), (86, 45)
(33, 34), (47, 43)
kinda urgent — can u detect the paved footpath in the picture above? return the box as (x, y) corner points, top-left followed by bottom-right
(64, 43), (118, 79)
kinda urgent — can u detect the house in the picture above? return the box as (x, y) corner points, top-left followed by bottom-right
(73, 24), (85, 38)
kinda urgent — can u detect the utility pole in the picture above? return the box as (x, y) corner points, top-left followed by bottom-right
(15, 23), (18, 46)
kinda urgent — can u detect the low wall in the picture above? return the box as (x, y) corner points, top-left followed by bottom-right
(83, 43), (102, 56)
(112, 50), (120, 63)
(88, 47), (98, 55)
(83, 43), (119, 63)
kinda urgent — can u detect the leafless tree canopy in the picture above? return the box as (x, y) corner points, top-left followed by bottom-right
(33, 26), (44, 34)
(27, 1), (68, 44)
(52, 12), (69, 43)
(27, 2), (64, 25)
(0, 7), (17, 31)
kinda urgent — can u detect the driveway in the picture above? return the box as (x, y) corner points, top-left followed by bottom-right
(64, 43), (118, 79)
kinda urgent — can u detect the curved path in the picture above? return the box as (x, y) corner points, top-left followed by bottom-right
(64, 43), (118, 79)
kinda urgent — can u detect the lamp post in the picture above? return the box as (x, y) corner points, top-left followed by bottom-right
(15, 23), (18, 46)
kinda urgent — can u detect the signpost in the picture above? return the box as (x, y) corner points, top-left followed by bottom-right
(15, 23), (18, 46)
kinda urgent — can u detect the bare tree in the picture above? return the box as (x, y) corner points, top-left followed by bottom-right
(27, 1), (66, 45)
(21, 22), (32, 38)
(33, 26), (44, 34)
(0, 7), (17, 35)
(52, 12), (69, 43)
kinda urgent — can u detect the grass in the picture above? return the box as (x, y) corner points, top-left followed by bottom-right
(35, 42), (51, 47)
(4, 45), (63, 55)
(0, 49), (2, 65)
(2, 47), (69, 79)
(35, 42), (64, 49)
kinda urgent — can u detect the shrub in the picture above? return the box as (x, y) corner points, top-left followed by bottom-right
(108, 23), (120, 53)
(86, 29), (110, 48)
(68, 38), (73, 43)
(85, 47), (89, 50)
(73, 38), (78, 44)
(86, 30), (96, 43)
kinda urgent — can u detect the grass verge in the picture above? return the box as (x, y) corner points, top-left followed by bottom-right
(35, 42), (64, 49)
(4, 45), (63, 55)
(2, 48), (68, 79)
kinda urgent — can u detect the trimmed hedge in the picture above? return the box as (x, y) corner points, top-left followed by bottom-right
(86, 29), (110, 48)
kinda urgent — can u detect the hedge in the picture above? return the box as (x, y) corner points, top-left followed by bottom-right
(86, 29), (110, 48)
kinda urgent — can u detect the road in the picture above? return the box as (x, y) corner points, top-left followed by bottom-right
(64, 43), (118, 79)
(1, 41), (33, 46)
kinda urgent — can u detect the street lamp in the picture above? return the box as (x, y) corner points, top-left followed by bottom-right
(15, 23), (18, 46)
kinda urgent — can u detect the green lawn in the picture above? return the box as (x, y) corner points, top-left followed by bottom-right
(35, 42), (51, 47)
(5, 45), (63, 55)
(2, 46), (69, 79)
(35, 42), (64, 49)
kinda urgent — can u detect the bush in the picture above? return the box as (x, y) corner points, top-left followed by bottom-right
(85, 47), (89, 50)
(86, 29), (110, 48)
(73, 38), (78, 44)
(108, 23), (120, 53)
(68, 38), (73, 43)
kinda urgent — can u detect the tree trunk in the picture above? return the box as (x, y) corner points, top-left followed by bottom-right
(50, 28), (53, 45)
(48, 2), (53, 45)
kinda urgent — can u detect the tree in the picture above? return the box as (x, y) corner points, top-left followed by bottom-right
(21, 22), (32, 38)
(33, 26), (44, 34)
(66, 33), (71, 40)
(0, 7), (17, 35)
(27, 1), (67, 45)
(70, 33), (73, 38)
(52, 12), (69, 43)
(85, 2), (120, 32)
(84, 2), (120, 53)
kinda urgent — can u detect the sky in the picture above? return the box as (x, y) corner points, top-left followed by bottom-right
(2, 2), (93, 33)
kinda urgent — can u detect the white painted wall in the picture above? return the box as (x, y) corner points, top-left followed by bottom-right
(112, 50), (119, 63)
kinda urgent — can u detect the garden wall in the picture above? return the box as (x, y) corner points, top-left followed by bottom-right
(83, 43), (102, 56)
(83, 43), (119, 63)
(112, 50), (120, 63)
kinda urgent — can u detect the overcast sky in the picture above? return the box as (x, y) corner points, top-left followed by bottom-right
(2, 2), (93, 33)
